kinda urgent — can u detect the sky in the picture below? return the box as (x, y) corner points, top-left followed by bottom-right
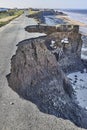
(0, 0), (87, 9)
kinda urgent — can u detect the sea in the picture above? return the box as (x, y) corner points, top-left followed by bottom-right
(60, 9), (87, 35)
(45, 9), (87, 35)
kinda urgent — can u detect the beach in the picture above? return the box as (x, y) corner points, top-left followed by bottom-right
(56, 15), (87, 27)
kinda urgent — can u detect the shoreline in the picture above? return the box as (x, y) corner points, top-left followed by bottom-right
(56, 12), (87, 109)
(56, 15), (87, 27)
(0, 9), (87, 129)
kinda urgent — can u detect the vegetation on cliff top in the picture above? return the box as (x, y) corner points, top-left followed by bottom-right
(0, 9), (24, 27)
(29, 8), (40, 15)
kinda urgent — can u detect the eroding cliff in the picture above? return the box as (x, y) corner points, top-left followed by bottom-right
(25, 24), (79, 35)
(45, 32), (84, 73)
(7, 36), (87, 128)
(28, 9), (66, 24)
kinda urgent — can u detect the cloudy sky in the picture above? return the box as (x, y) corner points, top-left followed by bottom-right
(0, 0), (87, 9)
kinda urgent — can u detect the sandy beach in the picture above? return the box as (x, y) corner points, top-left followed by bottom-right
(56, 15), (87, 27)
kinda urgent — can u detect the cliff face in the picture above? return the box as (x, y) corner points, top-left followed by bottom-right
(8, 37), (73, 96)
(7, 36), (87, 128)
(45, 32), (84, 73)
(25, 24), (79, 35)
(28, 10), (62, 24)
(25, 25), (83, 73)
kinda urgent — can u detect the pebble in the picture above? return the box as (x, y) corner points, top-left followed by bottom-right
(75, 77), (78, 80)
(10, 102), (14, 105)
(74, 80), (77, 83)
(80, 71), (84, 73)
(80, 79), (84, 82)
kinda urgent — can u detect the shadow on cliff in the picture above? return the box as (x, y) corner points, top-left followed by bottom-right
(6, 73), (87, 129)
(6, 36), (87, 129)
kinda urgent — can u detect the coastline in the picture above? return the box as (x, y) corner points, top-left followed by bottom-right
(56, 11), (87, 109)
(0, 8), (84, 130)
(56, 15), (87, 27)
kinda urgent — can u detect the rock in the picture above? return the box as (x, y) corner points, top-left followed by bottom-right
(10, 102), (14, 105)
(7, 36), (87, 128)
(45, 32), (84, 73)
(74, 80), (77, 83)
(80, 79), (84, 82)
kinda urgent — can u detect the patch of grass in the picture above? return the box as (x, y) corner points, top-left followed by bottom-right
(0, 10), (23, 19)
(0, 10), (24, 27)
(0, 21), (8, 27)
(29, 9), (40, 15)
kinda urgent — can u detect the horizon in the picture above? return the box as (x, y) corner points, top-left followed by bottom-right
(0, 7), (87, 10)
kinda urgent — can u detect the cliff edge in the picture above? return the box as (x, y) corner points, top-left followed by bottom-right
(7, 35), (87, 128)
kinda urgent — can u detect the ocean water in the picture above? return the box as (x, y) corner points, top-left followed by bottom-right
(46, 9), (87, 35)
(61, 9), (87, 35)
(63, 9), (87, 15)
(62, 9), (87, 59)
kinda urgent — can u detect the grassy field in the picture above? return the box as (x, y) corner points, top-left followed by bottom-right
(0, 9), (24, 27)
(29, 9), (40, 15)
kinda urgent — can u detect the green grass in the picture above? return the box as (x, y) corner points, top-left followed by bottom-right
(29, 9), (40, 15)
(0, 9), (23, 19)
(0, 21), (8, 27)
(0, 9), (24, 27)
